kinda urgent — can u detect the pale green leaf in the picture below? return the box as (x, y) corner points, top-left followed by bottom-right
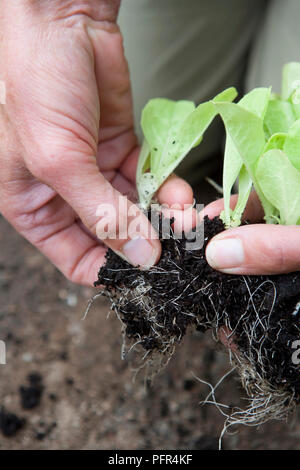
(214, 101), (275, 221)
(263, 133), (287, 153)
(221, 133), (242, 227)
(283, 119), (300, 171)
(282, 62), (300, 100)
(136, 138), (150, 183)
(141, 99), (195, 174)
(137, 139), (151, 208)
(282, 62), (300, 118)
(264, 99), (296, 137)
(138, 88), (237, 208)
(231, 166), (252, 227)
(137, 173), (159, 211)
(157, 87), (238, 183)
(238, 87), (271, 119)
(256, 149), (300, 225)
(221, 88), (271, 227)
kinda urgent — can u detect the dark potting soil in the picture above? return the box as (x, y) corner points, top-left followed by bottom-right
(0, 407), (25, 437)
(95, 216), (300, 404)
(19, 373), (44, 410)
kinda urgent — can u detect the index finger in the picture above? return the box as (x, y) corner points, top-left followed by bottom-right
(200, 191), (265, 224)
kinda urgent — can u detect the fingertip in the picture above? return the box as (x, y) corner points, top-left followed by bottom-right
(199, 196), (238, 222)
(157, 175), (194, 209)
(206, 224), (300, 275)
(118, 236), (161, 269)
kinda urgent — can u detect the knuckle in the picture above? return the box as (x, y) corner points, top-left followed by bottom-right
(64, 246), (96, 286)
(27, 152), (69, 182)
(53, 1), (119, 25)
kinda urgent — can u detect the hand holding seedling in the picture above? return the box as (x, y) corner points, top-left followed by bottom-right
(204, 190), (300, 275)
(0, 1), (194, 285)
(98, 62), (300, 427)
(202, 64), (300, 275)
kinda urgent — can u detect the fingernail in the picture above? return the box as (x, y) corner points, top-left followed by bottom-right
(122, 238), (157, 268)
(206, 238), (244, 272)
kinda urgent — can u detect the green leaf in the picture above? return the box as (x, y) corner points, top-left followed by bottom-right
(238, 87), (271, 119)
(214, 100), (275, 223)
(213, 87), (239, 104)
(136, 138), (150, 182)
(282, 62), (300, 118)
(283, 119), (300, 171)
(281, 62), (300, 118)
(137, 61), (300, 225)
(137, 139), (153, 208)
(263, 133), (287, 153)
(160, 101), (216, 180)
(232, 166), (252, 226)
(256, 149), (300, 225)
(221, 133), (243, 227)
(155, 87), (238, 183)
(141, 99), (195, 175)
(282, 62), (300, 100)
(263, 99), (296, 137)
(137, 173), (159, 211)
(221, 88), (271, 227)
(220, 165), (252, 228)
(138, 87), (237, 208)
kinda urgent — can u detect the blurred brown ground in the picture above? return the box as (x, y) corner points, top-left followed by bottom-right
(0, 178), (299, 450)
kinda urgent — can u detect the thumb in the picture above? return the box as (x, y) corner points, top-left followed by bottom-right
(206, 224), (300, 275)
(31, 150), (161, 269)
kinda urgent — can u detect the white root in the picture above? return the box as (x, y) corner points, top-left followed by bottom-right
(89, 260), (298, 437)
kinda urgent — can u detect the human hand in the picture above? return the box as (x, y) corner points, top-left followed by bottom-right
(203, 191), (300, 275)
(0, 1), (194, 286)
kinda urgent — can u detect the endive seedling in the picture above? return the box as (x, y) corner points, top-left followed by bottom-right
(215, 62), (300, 227)
(137, 62), (300, 228)
(136, 87), (238, 210)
